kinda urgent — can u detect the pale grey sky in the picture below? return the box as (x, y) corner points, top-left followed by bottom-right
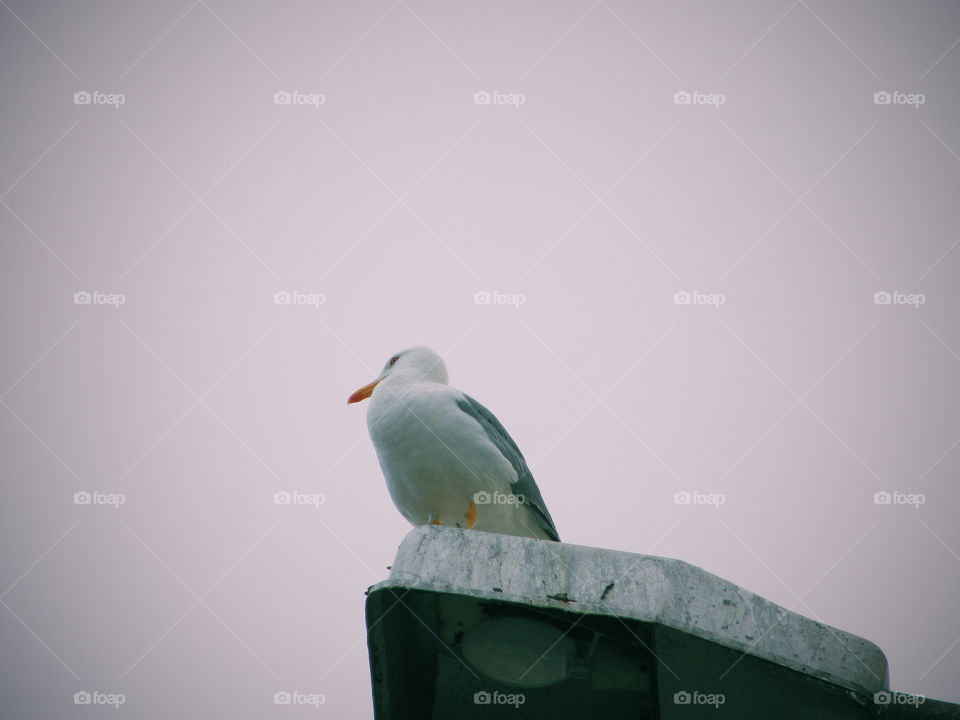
(2, 1), (959, 717)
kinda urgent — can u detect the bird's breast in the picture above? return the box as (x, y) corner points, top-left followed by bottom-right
(366, 383), (515, 523)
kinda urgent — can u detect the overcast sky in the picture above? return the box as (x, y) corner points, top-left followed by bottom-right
(2, 1), (959, 717)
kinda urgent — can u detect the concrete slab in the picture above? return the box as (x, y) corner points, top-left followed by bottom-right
(366, 526), (957, 718)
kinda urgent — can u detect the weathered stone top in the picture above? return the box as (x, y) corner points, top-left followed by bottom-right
(370, 525), (889, 699)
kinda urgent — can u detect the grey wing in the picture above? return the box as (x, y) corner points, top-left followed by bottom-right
(456, 394), (560, 541)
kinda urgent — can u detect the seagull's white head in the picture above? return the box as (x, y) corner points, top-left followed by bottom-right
(347, 346), (448, 404)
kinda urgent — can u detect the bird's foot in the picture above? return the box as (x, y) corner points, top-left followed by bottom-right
(428, 512), (443, 526)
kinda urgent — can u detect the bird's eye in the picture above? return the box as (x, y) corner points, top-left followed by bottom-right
(388, 356), (399, 367)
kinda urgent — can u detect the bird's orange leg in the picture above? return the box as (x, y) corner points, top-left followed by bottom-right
(465, 500), (477, 529)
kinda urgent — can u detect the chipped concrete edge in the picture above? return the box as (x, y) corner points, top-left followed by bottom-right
(367, 525), (889, 699)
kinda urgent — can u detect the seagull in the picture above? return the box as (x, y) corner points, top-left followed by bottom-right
(348, 346), (560, 541)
